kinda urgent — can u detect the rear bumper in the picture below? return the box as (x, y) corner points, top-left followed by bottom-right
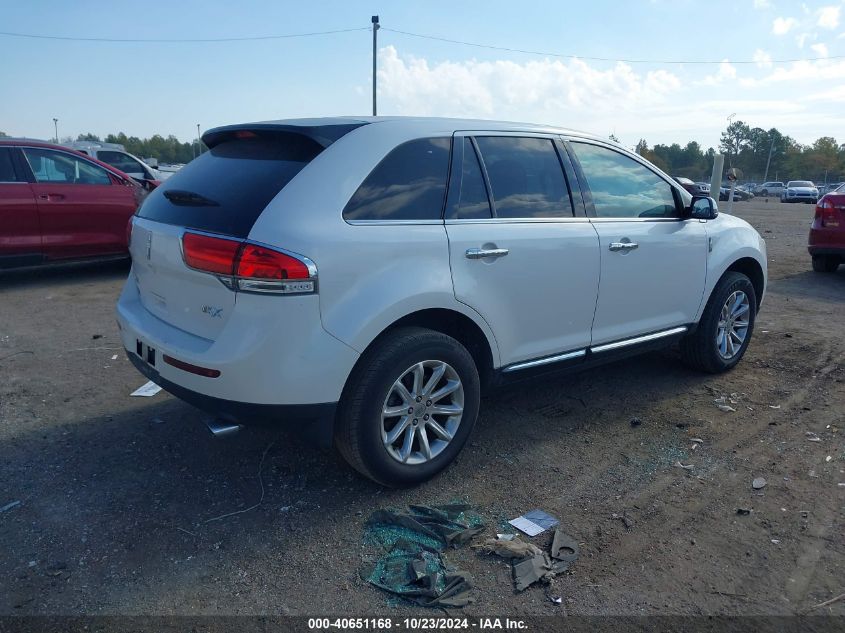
(808, 227), (845, 256)
(128, 352), (337, 445)
(808, 247), (845, 258)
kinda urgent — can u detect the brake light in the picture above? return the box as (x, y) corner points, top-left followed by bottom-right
(181, 231), (316, 294)
(183, 233), (241, 275)
(126, 217), (134, 248)
(817, 199), (839, 227)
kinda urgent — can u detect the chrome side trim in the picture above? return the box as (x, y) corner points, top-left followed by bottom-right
(503, 349), (586, 373)
(590, 326), (688, 353)
(589, 217), (684, 223)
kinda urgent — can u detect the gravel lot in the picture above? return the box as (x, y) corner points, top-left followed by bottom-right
(1, 198), (843, 616)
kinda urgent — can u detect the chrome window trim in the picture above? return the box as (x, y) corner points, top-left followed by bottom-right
(588, 217), (686, 223)
(345, 219), (444, 226)
(503, 349), (586, 373)
(446, 217), (590, 225)
(17, 145), (124, 181)
(591, 326), (688, 353)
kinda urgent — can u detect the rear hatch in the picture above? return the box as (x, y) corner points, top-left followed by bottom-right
(130, 123), (364, 339)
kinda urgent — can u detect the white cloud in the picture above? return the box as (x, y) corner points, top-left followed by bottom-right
(811, 42), (829, 57)
(753, 0), (770, 8)
(377, 45), (682, 123)
(817, 5), (841, 29)
(772, 16), (798, 34)
(375, 46), (845, 149)
(753, 49), (773, 68)
(702, 60), (738, 85)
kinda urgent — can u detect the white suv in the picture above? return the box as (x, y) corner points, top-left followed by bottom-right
(117, 117), (767, 486)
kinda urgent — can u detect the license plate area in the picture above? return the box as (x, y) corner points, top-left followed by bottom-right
(136, 339), (156, 367)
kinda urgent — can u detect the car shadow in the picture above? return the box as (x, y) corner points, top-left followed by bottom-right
(0, 258), (130, 289)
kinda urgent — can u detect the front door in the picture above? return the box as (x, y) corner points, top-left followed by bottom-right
(567, 140), (708, 346)
(445, 134), (600, 367)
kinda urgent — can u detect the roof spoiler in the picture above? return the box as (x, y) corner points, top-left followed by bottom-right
(202, 122), (367, 150)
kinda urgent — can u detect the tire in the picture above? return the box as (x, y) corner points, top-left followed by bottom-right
(812, 255), (840, 273)
(335, 327), (480, 487)
(761, 189), (768, 196)
(680, 272), (757, 373)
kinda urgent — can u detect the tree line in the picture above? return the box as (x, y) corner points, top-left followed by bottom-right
(635, 121), (845, 185)
(74, 132), (204, 165)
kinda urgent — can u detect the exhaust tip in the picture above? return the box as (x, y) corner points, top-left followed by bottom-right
(204, 417), (242, 437)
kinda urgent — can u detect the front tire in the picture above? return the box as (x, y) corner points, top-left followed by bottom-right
(335, 327), (480, 487)
(681, 272), (757, 373)
(812, 255), (840, 273)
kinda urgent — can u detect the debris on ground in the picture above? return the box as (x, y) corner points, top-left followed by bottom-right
(629, 417), (642, 427)
(476, 529), (579, 592)
(806, 432), (822, 442)
(611, 512), (634, 530)
(363, 504), (484, 607)
(736, 508), (752, 516)
(92, 334), (103, 340)
(752, 477), (767, 490)
(674, 461), (695, 471)
(825, 456), (833, 463)
(508, 509), (559, 536)
(0, 500), (21, 513)
(130, 381), (162, 397)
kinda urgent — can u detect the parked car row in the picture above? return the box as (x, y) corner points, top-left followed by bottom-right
(0, 139), (142, 267)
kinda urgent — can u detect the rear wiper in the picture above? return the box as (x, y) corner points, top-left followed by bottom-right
(163, 190), (220, 206)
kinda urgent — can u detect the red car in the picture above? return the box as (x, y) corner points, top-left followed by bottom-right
(0, 139), (143, 268)
(809, 183), (845, 272)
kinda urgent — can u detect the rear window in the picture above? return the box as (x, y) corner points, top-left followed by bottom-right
(137, 136), (321, 238)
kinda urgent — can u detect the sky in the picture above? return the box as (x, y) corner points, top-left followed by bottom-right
(1, 0), (843, 152)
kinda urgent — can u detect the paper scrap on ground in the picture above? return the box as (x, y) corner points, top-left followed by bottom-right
(131, 381), (162, 397)
(509, 509), (559, 536)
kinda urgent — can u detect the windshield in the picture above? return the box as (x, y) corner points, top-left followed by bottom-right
(789, 181), (814, 187)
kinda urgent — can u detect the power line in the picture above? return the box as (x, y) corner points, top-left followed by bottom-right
(0, 27), (369, 43)
(382, 27), (845, 65)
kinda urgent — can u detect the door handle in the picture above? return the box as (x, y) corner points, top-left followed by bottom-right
(466, 247), (509, 260)
(608, 241), (638, 252)
(38, 193), (65, 201)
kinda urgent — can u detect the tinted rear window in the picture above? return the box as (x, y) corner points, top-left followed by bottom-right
(137, 137), (320, 238)
(343, 138), (451, 221)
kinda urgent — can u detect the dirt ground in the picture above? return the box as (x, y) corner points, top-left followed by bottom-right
(1, 198), (843, 617)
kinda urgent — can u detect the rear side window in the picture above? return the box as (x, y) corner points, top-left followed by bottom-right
(455, 138), (492, 219)
(137, 136), (320, 238)
(98, 150), (148, 178)
(474, 137), (572, 218)
(343, 138), (451, 221)
(0, 148), (21, 182)
(571, 142), (677, 219)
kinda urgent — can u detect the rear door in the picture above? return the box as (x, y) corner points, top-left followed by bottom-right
(445, 134), (600, 368)
(567, 140), (708, 346)
(20, 147), (136, 259)
(0, 146), (41, 265)
(130, 133), (322, 340)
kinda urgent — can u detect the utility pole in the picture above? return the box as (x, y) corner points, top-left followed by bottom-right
(763, 136), (775, 183)
(53, 118), (58, 143)
(196, 123), (201, 155)
(372, 15), (380, 116)
(726, 113), (736, 167)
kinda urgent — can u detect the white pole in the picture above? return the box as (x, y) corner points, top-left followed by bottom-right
(709, 154), (724, 204)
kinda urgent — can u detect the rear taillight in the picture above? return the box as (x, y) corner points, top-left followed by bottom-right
(816, 199), (839, 227)
(181, 231), (316, 294)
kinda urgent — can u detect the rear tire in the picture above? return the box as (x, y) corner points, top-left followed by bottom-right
(812, 255), (840, 273)
(681, 272), (757, 373)
(335, 327), (480, 487)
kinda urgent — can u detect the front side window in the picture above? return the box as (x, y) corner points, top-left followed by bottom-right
(343, 137), (451, 221)
(474, 136), (572, 219)
(571, 142), (677, 219)
(98, 150), (147, 177)
(23, 148), (111, 185)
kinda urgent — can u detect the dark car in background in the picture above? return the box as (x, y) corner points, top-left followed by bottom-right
(673, 176), (710, 196)
(0, 139), (142, 268)
(809, 183), (845, 272)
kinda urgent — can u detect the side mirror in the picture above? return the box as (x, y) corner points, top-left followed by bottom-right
(688, 195), (719, 220)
